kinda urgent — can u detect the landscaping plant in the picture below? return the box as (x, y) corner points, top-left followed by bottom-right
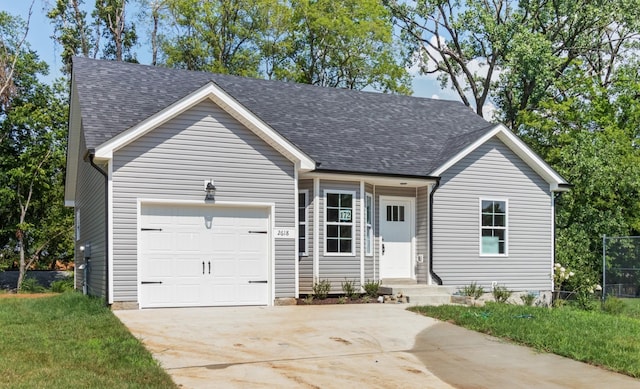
(492, 285), (512, 303)
(341, 279), (359, 299)
(363, 279), (380, 297)
(460, 282), (484, 299)
(312, 279), (331, 299)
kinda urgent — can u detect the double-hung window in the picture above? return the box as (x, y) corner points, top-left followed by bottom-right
(298, 191), (308, 256)
(365, 193), (373, 256)
(480, 199), (507, 255)
(325, 191), (354, 254)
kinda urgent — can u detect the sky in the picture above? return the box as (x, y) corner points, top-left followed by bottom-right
(2, 0), (477, 109)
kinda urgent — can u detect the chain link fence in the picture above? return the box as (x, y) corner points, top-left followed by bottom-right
(603, 235), (640, 299)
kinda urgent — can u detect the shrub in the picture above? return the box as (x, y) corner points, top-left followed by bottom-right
(20, 277), (46, 293)
(492, 285), (512, 303)
(312, 279), (331, 300)
(602, 296), (625, 315)
(303, 295), (314, 305)
(341, 279), (359, 299)
(363, 279), (380, 297)
(520, 292), (536, 306)
(50, 278), (74, 293)
(460, 282), (484, 299)
(337, 296), (347, 304)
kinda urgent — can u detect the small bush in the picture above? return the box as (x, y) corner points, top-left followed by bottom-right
(602, 296), (625, 315)
(341, 279), (359, 299)
(303, 295), (314, 305)
(337, 296), (347, 304)
(363, 279), (380, 297)
(492, 285), (512, 303)
(520, 292), (536, 306)
(312, 279), (331, 300)
(20, 277), (46, 293)
(50, 278), (75, 293)
(460, 282), (484, 299)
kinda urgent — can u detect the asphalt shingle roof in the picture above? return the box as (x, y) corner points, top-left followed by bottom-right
(72, 57), (494, 177)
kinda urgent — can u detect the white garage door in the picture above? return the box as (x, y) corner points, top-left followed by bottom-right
(139, 204), (270, 308)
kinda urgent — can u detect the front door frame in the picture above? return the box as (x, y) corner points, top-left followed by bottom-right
(378, 195), (416, 280)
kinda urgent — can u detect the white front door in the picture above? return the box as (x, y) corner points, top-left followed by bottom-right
(379, 197), (414, 279)
(139, 204), (270, 308)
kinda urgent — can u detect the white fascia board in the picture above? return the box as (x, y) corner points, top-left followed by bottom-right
(431, 124), (569, 186)
(64, 79), (81, 207)
(93, 82), (315, 170)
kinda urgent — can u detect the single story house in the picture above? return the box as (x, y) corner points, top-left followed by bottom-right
(65, 57), (569, 309)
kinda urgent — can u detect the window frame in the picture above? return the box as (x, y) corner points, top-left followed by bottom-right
(365, 193), (373, 256)
(298, 190), (309, 256)
(75, 210), (81, 241)
(323, 189), (356, 256)
(479, 198), (508, 257)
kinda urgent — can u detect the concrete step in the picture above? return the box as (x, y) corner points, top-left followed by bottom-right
(379, 284), (455, 306)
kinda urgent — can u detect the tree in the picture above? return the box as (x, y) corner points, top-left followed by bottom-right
(0, 12), (73, 289)
(389, 0), (640, 122)
(160, 0), (273, 76)
(279, 0), (410, 93)
(94, 0), (138, 61)
(48, 0), (95, 74)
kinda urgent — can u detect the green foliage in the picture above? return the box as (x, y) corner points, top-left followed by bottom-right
(602, 296), (625, 315)
(520, 293), (536, 307)
(340, 279), (359, 299)
(0, 293), (175, 387)
(492, 285), (512, 303)
(50, 277), (74, 293)
(337, 296), (347, 304)
(19, 276), (46, 293)
(459, 282), (484, 299)
(410, 303), (640, 378)
(312, 279), (331, 300)
(302, 294), (314, 305)
(363, 279), (380, 297)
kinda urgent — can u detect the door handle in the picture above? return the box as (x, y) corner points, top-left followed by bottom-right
(382, 243), (385, 255)
(208, 261), (211, 274)
(202, 261), (205, 274)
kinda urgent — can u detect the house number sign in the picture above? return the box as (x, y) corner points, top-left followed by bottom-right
(274, 228), (296, 239)
(339, 210), (352, 222)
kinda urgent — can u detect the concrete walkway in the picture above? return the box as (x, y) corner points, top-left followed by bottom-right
(115, 304), (639, 388)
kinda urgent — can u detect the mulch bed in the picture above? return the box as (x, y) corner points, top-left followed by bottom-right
(296, 295), (381, 305)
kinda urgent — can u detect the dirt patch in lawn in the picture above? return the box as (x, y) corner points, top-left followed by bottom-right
(0, 293), (57, 299)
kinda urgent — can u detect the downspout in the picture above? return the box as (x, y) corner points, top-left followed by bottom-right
(429, 178), (443, 285)
(88, 149), (109, 306)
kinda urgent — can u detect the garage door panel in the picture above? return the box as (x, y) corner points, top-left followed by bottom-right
(140, 204), (270, 308)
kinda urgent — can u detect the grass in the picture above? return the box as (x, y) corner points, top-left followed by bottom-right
(410, 302), (640, 378)
(0, 292), (176, 389)
(621, 298), (640, 318)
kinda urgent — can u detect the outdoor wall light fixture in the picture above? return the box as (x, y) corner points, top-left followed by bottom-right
(205, 179), (216, 200)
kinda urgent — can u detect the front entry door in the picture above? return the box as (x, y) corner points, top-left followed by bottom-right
(379, 197), (413, 279)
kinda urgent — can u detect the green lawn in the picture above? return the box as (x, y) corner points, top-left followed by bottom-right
(410, 302), (640, 378)
(0, 292), (176, 389)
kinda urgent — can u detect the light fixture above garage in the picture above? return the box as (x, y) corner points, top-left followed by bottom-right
(205, 179), (216, 200)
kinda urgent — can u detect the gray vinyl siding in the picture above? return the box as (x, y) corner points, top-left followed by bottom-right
(75, 133), (107, 297)
(416, 186), (429, 284)
(111, 100), (296, 302)
(298, 179), (314, 294)
(318, 180), (361, 292)
(432, 138), (552, 291)
(364, 183), (375, 283)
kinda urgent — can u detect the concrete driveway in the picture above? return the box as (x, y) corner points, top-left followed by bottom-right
(115, 304), (639, 388)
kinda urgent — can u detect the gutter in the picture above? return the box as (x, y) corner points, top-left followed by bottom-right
(429, 178), (443, 285)
(87, 148), (110, 306)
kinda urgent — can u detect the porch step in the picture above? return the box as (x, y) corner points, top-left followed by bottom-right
(379, 284), (455, 306)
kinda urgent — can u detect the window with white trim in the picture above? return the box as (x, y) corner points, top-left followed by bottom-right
(325, 191), (354, 254)
(365, 193), (373, 256)
(298, 191), (308, 256)
(480, 199), (507, 255)
(75, 210), (81, 241)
